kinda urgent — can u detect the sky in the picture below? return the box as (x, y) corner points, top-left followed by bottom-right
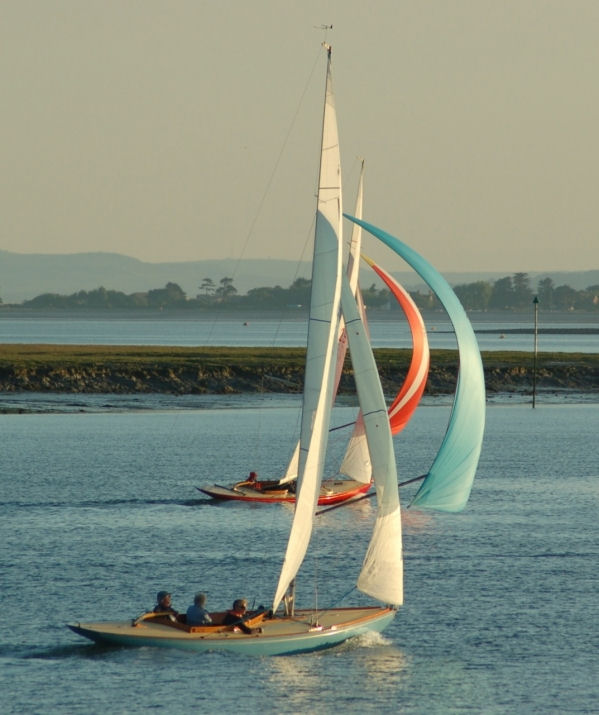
(2, 0), (598, 276)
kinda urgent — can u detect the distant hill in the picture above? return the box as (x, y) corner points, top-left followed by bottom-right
(1, 249), (597, 304)
(0, 251), (313, 304)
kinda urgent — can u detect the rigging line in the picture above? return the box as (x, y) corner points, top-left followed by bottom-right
(269, 211), (314, 355)
(247, 46), (318, 366)
(226, 47), (324, 286)
(313, 552), (319, 617)
(329, 419), (357, 432)
(313, 586), (356, 616)
(314, 474), (427, 516)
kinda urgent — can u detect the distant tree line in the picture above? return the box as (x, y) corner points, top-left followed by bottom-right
(450, 273), (599, 312)
(7, 272), (599, 312)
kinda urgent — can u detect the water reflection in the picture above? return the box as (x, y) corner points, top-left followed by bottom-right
(264, 635), (410, 709)
(356, 638), (411, 691)
(401, 508), (435, 535)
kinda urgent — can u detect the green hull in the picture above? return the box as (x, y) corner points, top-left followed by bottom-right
(68, 607), (395, 656)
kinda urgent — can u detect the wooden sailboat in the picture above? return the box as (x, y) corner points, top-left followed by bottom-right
(68, 45), (483, 655)
(69, 46), (402, 654)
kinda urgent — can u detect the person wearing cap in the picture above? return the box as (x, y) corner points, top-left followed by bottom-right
(223, 598), (256, 634)
(186, 592), (212, 626)
(153, 590), (178, 615)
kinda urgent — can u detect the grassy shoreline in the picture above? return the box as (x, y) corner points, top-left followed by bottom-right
(0, 344), (597, 395)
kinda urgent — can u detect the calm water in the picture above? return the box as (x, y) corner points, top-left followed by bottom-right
(1, 313), (597, 352)
(1, 400), (597, 713)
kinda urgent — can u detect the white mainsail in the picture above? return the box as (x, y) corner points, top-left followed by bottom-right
(273, 46), (343, 612)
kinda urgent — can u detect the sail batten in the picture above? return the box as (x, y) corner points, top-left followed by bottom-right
(345, 215), (485, 513)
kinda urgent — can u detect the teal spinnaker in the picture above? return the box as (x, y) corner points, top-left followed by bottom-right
(344, 214), (486, 512)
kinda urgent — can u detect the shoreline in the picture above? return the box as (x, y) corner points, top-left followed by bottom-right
(1, 306), (598, 324)
(0, 345), (597, 398)
(1, 389), (596, 415)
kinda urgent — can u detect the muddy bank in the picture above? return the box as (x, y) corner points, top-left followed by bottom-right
(0, 345), (597, 396)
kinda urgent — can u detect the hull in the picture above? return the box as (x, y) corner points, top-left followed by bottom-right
(68, 606), (395, 656)
(198, 478), (371, 505)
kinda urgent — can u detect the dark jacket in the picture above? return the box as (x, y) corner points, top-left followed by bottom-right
(223, 609), (252, 634)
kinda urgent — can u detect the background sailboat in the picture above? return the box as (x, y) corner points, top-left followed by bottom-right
(199, 166), (429, 504)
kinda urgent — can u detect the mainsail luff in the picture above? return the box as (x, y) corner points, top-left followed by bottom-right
(344, 215), (485, 513)
(272, 47), (343, 612)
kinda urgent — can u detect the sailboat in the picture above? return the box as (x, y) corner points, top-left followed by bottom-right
(197, 267), (427, 504)
(69, 46), (401, 654)
(68, 45), (483, 655)
(198, 167), (429, 505)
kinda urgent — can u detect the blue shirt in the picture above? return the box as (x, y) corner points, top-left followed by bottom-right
(186, 604), (212, 626)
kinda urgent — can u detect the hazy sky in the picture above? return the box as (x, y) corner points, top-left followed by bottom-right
(3, 0), (598, 275)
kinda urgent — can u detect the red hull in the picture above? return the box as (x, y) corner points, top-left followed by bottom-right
(198, 479), (371, 505)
